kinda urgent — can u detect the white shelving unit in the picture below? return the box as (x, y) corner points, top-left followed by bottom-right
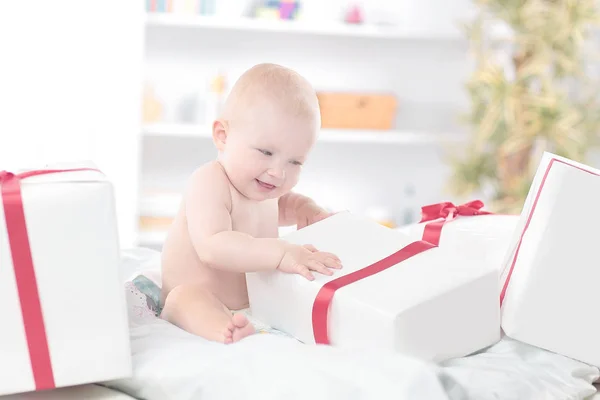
(137, 231), (168, 247)
(142, 123), (467, 145)
(138, 3), (480, 249)
(146, 13), (465, 40)
(145, 12), (512, 41)
(139, 191), (182, 216)
(138, 220), (299, 247)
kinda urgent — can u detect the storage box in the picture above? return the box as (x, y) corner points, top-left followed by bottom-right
(0, 165), (131, 395)
(500, 152), (600, 367)
(246, 212), (500, 362)
(317, 92), (397, 130)
(138, 215), (174, 231)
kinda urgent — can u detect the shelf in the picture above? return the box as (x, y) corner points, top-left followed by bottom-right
(137, 224), (299, 246)
(145, 13), (464, 40)
(143, 123), (208, 138)
(314, 129), (467, 144)
(142, 123), (467, 145)
(140, 192), (182, 217)
(137, 230), (167, 246)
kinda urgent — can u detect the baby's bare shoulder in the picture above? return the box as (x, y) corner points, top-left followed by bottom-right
(188, 161), (229, 185)
(185, 161), (232, 208)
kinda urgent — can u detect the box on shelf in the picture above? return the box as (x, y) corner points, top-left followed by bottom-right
(0, 164), (131, 396)
(247, 212), (500, 362)
(316, 92), (397, 130)
(139, 215), (174, 231)
(500, 152), (600, 367)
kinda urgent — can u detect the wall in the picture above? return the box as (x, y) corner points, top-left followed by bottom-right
(0, 0), (145, 248)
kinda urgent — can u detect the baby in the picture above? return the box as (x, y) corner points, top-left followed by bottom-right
(160, 63), (342, 344)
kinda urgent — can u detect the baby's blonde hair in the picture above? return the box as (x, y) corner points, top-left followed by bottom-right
(221, 63), (320, 129)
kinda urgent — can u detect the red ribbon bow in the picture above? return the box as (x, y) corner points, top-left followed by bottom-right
(418, 200), (491, 246)
(0, 171), (15, 181)
(1, 167), (99, 391)
(419, 200), (488, 223)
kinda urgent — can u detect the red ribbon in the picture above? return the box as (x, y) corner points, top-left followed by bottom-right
(312, 240), (436, 345)
(418, 200), (491, 246)
(1, 167), (99, 390)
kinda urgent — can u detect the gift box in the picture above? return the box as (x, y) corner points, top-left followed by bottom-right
(246, 212), (500, 362)
(397, 200), (518, 276)
(500, 152), (600, 367)
(0, 165), (131, 396)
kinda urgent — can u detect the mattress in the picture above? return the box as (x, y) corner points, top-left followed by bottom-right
(105, 248), (600, 400)
(589, 385), (600, 400)
(0, 384), (137, 399)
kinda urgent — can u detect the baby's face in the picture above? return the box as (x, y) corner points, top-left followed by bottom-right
(222, 111), (317, 201)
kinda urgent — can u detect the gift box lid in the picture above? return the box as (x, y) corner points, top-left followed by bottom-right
(4, 161), (108, 185)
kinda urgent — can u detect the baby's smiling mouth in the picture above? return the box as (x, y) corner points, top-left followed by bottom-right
(256, 179), (276, 190)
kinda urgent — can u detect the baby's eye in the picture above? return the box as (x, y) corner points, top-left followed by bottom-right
(290, 160), (303, 166)
(258, 149), (272, 156)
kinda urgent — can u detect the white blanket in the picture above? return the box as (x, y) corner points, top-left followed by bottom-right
(0, 385), (136, 400)
(106, 248), (600, 400)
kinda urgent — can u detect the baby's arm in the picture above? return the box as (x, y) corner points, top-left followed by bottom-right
(186, 166), (341, 279)
(186, 165), (285, 273)
(278, 192), (316, 226)
(279, 192), (330, 229)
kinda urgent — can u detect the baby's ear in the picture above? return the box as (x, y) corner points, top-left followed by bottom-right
(212, 120), (228, 151)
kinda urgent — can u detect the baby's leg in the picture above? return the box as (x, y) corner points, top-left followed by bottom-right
(161, 284), (254, 343)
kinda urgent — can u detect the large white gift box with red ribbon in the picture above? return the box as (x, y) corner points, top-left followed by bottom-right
(246, 212), (500, 362)
(0, 166), (131, 396)
(397, 200), (518, 278)
(500, 152), (600, 367)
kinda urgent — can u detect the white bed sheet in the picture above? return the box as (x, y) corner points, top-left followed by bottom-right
(106, 248), (600, 400)
(0, 385), (136, 399)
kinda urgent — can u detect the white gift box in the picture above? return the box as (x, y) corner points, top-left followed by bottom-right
(0, 165), (131, 396)
(246, 212), (500, 362)
(500, 152), (600, 367)
(397, 203), (518, 278)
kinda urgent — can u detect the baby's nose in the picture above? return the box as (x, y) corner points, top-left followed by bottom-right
(267, 167), (285, 180)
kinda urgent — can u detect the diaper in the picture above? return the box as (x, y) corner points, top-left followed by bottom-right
(130, 275), (289, 337)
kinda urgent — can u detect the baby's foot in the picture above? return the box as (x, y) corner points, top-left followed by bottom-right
(224, 313), (255, 344)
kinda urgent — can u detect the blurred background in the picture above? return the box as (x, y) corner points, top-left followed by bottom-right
(1, 0), (599, 251)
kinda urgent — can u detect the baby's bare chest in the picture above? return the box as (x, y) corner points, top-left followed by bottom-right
(230, 198), (279, 238)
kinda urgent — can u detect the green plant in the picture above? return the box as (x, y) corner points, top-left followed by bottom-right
(451, 0), (600, 213)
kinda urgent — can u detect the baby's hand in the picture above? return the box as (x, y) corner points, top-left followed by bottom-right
(296, 202), (333, 229)
(278, 243), (342, 281)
